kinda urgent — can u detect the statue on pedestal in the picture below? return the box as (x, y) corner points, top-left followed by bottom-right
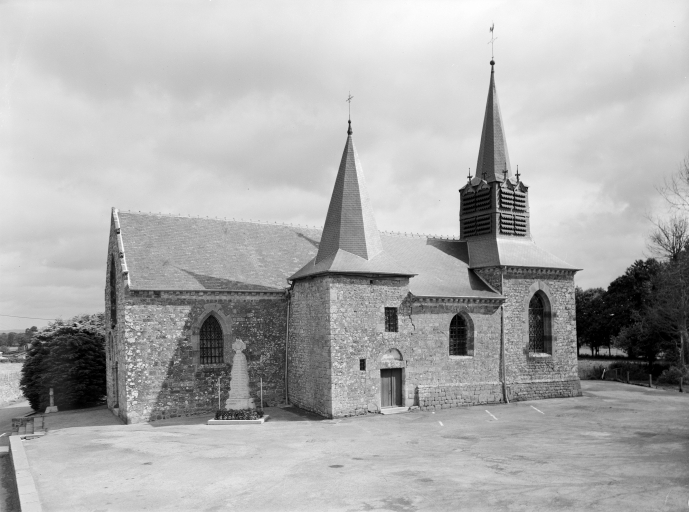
(225, 339), (256, 410)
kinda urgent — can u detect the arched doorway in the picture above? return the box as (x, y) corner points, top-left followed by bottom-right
(380, 349), (403, 408)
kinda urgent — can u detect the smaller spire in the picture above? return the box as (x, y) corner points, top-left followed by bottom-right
(467, 168), (472, 182)
(515, 165), (520, 182)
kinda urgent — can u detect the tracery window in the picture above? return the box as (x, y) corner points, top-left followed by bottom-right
(109, 257), (117, 328)
(449, 314), (472, 356)
(200, 315), (224, 364)
(529, 294), (546, 353)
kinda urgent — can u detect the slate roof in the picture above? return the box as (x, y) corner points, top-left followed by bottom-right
(317, 121), (384, 263)
(114, 211), (499, 298)
(291, 122), (412, 280)
(475, 60), (513, 183)
(467, 237), (578, 270)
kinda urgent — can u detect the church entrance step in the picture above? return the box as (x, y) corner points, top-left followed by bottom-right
(380, 407), (409, 415)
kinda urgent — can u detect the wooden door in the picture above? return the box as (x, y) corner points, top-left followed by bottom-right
(381, 369), (403, 408)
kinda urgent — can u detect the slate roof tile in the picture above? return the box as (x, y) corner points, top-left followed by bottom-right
(116, 211), (498, 298)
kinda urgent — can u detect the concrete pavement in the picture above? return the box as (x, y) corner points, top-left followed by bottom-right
(18, 382), (689, 511)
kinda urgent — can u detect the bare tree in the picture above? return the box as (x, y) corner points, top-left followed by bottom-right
(647, 215), (689, 262)
(658, 154), (689, 211)
(647, 215), (689, 367)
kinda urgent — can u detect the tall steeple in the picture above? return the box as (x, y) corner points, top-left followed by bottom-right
(460, 60), (530, 241)
(475, 60), (512, 182)
(290, 121), (413, 280)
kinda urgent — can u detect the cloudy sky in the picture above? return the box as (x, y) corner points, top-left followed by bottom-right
(1, 0), (687, 330)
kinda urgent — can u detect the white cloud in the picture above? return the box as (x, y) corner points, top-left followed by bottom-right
(0, 0), (688, 328)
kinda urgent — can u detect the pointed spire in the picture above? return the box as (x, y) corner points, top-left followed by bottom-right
(475, 59), (512, 182)
(289, 121), (414, 281)
(315, 121), (383, 263)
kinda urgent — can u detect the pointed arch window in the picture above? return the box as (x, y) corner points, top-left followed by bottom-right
(529, 294), (546, 353)
(109, 257), (117, 328)
(200, 316), (224, 364)
(449, 314), (473, 356)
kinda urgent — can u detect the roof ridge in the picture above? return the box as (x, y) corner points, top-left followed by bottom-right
(116, 209), (460, 240)
(116, 209), (324, 230)
(380, 230), (459, 240)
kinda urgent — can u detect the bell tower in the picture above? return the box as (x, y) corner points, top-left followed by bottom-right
(459, 59), (531, 241)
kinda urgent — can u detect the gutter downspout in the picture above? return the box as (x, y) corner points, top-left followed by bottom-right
(500, 268), (509, 404)
(285, 286), (292, 405)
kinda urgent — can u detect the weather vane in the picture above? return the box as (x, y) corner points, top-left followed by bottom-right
(488, 23), (497, 60)
(346, 92), (354, 121)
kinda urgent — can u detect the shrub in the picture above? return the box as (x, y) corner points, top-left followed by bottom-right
(657, 366), (689, 385)
(20, 314), (106, 411)
(214, 409), (264, 421)
(607, 361), (648, 380)
(606, 360), (675, 380)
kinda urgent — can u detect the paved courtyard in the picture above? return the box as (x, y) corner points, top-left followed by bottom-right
(21, 381), (689, 511)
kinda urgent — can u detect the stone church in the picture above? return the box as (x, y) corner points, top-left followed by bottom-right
(105, 60), (581, 424)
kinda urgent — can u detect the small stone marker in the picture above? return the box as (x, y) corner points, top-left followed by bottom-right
(45, 387), (58, 413)
(225, 339), (256, 410)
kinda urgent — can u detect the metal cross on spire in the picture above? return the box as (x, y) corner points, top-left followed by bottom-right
(488, 23), (497, 61)
(346, 92), (354, 121)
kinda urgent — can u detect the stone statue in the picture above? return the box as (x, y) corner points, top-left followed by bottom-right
(225, 339), (256, 410)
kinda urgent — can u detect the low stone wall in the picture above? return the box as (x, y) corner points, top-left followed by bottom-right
(577, 358), (644, 380)
(417, 382), (503, 411)
(507, 379), (581, 401)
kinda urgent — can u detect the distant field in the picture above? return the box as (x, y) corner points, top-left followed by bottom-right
(0, 363), (22, 374)
(0, 364), (22, 407)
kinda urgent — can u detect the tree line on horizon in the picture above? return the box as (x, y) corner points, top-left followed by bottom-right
(576, 156), (689, 374)
(0, 326), (38, 354)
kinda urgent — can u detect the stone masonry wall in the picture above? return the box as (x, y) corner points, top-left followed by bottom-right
(120, 293), (286, 424)
(417, 382), (503, 410)
(290, 275), (505, 418)
(288, 279), (332, 417)
(105, 222), (127, 419)
(476, 267), (582, 402)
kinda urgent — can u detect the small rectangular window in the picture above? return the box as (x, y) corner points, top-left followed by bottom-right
(359, 358), (366, 371)
(385, 307), (398, 333)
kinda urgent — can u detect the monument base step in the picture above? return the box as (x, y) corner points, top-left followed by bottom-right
(380, 407), (409, 415)
(207, 415), (269, 425)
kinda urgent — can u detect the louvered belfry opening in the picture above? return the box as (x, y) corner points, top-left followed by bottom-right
(529, 294), (545, 353)
(200, 315), (224, 364)
(449, 314), (469, 356)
